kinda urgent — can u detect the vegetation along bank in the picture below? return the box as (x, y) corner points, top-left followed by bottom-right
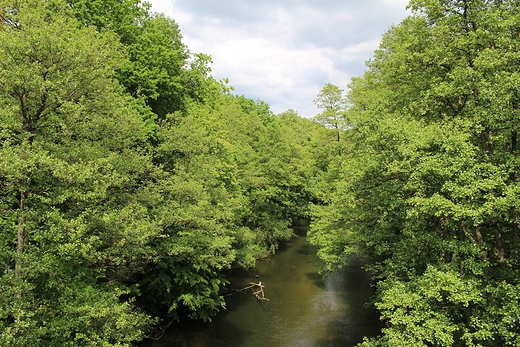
(1, 0), (520, 346)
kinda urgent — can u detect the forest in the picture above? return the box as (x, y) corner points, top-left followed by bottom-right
(0, 0), (519, 346)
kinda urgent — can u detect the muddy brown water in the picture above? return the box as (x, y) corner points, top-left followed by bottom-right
(142, 233), (382, 347)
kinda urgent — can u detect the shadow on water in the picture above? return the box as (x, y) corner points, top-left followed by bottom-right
(296, 242), (315, 256)
(144, 319), (251, 347)
(305, 271), (326, 289)
(141, 234), (382, 347)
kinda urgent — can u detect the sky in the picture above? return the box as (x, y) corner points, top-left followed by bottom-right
(146, 0), (411, 118)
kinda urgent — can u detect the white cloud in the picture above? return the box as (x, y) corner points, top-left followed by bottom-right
(146, 0), (410, 117)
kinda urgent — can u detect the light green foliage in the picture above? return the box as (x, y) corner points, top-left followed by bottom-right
(313, 83), (347, 143)
(313, 83), (347, 130)
(371, 266), (482, 347)
(139, 105), (239, 320)
(231, 100), (321, 252)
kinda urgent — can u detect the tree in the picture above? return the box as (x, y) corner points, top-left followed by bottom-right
(66, 0), (149, 44)
(313, 83), (347, 142)
(0, 2), (156, 345)
(116, 13), (191, 118)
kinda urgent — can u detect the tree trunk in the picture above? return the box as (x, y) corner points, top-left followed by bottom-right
(15, 190), (25, 300)
(494, 229), (506, 268)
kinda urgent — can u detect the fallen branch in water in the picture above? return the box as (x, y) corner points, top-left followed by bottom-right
(148, 319), (174, 340)
(236, 281), (270, 301)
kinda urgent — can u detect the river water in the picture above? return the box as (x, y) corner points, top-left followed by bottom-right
(143, 233), (382, 347)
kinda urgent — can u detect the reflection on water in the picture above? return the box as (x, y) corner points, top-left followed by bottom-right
(142, 235), (382, 347)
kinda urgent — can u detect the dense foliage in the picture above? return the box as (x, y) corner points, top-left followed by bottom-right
(4, 0), (519, 345)
(0, 1), (327, 345)
(309, 0), (520, 346)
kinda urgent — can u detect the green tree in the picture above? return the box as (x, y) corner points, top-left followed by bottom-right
(116, 13), (190, 118)
(137, 102), (239, 321)
(313, 83), (347, 142)
(69, 0), (215, 120)
(66, 0), (149, 44)
(0, 2), (156, 345)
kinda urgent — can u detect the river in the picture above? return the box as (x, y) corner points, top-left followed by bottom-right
(142, 231), (382, 347)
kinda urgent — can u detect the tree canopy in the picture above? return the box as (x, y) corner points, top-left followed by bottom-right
(4, 0), (520, 345)
(309, 0), (520, 345)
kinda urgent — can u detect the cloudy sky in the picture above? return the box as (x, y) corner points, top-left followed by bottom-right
(147, 0), (411, 118)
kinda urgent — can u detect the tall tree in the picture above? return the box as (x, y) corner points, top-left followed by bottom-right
(313, 83), (347, 142)
(0, 2), (156, 345)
